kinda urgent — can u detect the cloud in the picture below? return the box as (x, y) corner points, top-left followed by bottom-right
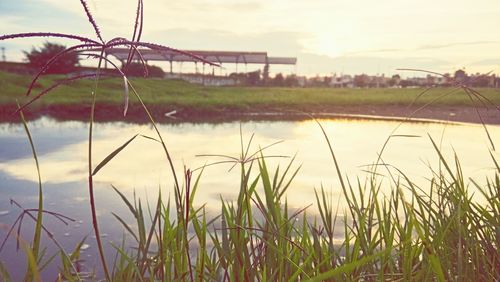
(0, 15), (27, 32)
(345, 41), (500, 56)
(225, 2), (263, 12)
(144, 28), (306, 56)
(417, 41), (500, 50)
(469, 58), (500, 66)
(345, 48), (407, 56)
(144, 0), (263, 12)
(297, 53), (452, 76)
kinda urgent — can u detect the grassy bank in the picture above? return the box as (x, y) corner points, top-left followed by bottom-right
(1, 70), (500, 116)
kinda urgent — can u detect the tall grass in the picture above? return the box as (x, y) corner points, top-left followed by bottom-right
(17, 103), (43, 282)
(92, 130), (496, 281)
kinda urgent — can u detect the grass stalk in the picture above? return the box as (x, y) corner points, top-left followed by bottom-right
(87, 48), (111, 281)
(17, 104), (43, 282)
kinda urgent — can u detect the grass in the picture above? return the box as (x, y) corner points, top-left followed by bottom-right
(17, 105), (44, 282)
(1, 70), (500, 114)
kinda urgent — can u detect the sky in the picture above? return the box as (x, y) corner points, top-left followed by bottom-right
(1, 0), (500, 76)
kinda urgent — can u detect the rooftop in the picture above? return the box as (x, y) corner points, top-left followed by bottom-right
(102, 48), (297, 65)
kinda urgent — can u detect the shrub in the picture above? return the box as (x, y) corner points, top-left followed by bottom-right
(122, 62), (165, 78)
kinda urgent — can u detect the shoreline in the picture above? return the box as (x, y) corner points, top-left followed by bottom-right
(1, 103), (499, 125)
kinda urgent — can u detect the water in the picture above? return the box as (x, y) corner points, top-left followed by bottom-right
(0, 116), (498, 279)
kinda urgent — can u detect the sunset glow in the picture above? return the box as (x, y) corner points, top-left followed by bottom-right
(1, 0), (500, 75)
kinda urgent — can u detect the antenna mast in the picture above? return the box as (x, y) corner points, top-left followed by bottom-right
(0, 47), (5, 62)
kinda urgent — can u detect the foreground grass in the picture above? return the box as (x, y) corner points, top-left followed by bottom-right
(1, 129), (498, 281)
(1, 70), (500, 113)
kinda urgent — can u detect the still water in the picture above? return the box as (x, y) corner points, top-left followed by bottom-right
(0, 117), (498, 279)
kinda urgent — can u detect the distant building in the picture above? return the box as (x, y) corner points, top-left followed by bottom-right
(164, 73), (238, 86)
(296, 76), (307, 87)
(329, 74), (354, 88)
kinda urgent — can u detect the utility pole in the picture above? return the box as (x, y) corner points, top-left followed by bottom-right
(1, 47), (5, 62)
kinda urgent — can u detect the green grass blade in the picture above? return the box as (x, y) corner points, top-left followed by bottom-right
(112, 185), (138, 218)
(111, 212), (139, 243)
(92, 134), (138, 176)
(17, 103), (43, 280)
(305, 248), (391, 282)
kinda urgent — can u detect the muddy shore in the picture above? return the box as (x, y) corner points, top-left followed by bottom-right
(0, 103), (499, 125)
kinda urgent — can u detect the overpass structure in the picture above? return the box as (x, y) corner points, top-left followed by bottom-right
(101, 48), (297, 73)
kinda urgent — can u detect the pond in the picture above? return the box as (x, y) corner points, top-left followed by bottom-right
(0, 116), (498, 279)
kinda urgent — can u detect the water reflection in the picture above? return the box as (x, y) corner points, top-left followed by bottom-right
(1, 117), (499, 207)
(0, 115), (500, 204)
(0, 117), (498, 279)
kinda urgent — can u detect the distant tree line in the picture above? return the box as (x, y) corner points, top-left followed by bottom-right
(225, 69), (500, 88)
(16, 42), (500, 88)
(228, 70), (300, 87)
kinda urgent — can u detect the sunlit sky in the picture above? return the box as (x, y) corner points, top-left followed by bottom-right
(1, 0), (500, 76)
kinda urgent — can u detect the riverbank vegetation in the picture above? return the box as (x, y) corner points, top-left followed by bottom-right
(1, 70), (500, 124)
(2, 70), (500, 107)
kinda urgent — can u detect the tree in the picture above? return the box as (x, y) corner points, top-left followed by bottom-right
(273, 73), (285, 86)
(388, 74), (401, 87)
(24, 42), (79, 74)
(262, 63), (270, 84)
(470, 74), (491, 87)
(353, 74), (369, 88)
(246, 70), (261, 86)
(123, 62), (165, 78)
(284, 74), (299, 87)
(454, 69), (467, 82)
(323, 76), (332, 86)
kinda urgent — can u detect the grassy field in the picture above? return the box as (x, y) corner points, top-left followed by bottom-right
(1, 70), (500, 113)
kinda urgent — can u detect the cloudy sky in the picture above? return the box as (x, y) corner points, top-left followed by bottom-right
(1, 0), (500, 76)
